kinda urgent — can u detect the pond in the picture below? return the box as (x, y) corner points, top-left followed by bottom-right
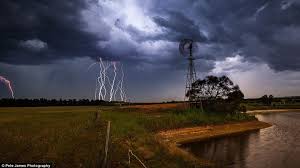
(181, 112), (300, 168)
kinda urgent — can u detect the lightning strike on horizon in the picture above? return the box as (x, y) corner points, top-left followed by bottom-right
(95, 77), (99, 100)
(0, 75), (14, 98)
(113, 63), (127, 102)
(88, 57), (128, 102)
(101, 59), (111, 100)
(97, 58), (104, 100)
(109, 62), (117, 102)
(119, 63), (127, 102)
(113, 79), (120, 101)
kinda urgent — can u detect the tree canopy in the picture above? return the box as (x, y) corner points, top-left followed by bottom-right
(260, 94), (274, 105)
(187, 75), (244, 100)
(187, 75), (245, 113)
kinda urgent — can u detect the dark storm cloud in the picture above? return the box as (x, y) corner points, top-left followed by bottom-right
(144, 0), (300, 71)
(152, 10), (208, 42)
(1, 0), (300, 100)
(0, 0), (107, 65)
(1, 0), (300, 72)
(189, 0), (300, 71)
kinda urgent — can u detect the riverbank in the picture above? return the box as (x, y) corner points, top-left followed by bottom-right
(158, 120), (271, 144)
(156, 120), (271, 165)
(247, 109), (300, 114)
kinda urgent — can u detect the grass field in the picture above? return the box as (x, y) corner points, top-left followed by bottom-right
(0, 104), (256, 168)
(0, 106), (106, 167)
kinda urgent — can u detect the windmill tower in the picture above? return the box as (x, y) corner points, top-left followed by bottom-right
(179, 39), (197, 101)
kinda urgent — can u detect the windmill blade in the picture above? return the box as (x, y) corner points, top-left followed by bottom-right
(179, 39), (195, 56)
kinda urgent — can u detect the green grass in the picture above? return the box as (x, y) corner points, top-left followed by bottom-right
(99, 106), (255, 167)
(139, 109), (255, 132)
(0, 105), (256, 168)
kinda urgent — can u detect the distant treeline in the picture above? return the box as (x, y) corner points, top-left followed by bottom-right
(0, 96), (299, 107)
(0, 98), (126, 107)
(0, 98), (186, 107)
(243, 96), (300, 106)
(244, 96), (300, 103)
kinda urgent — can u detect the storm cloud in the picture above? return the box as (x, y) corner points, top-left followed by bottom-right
(1, 0), (300, 100)
(0, 0), (108, 64)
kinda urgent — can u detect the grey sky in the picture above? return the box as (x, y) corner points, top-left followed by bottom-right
(0, 0), (300, 101)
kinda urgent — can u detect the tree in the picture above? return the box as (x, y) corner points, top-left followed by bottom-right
(269, 95), (274, 105)
(260, 94), (273, 105)
(261, 95), (269, 105)
(187, 75), (245, 113)
(187, 75), (243, 100)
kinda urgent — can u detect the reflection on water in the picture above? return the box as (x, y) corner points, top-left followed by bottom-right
(181, 112), (300, 168)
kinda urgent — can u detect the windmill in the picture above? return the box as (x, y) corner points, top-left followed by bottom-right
(179, 39), (197, 102)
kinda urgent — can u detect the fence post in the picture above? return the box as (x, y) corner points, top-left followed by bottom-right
(128, 149), (131, 165)
(102, 121), (111, 168)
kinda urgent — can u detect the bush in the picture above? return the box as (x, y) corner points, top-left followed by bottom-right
(139, 108), (254, 132)
(199, 100), (246, 114)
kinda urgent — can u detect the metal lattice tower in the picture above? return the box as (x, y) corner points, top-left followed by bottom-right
(179, 39), (197, 101)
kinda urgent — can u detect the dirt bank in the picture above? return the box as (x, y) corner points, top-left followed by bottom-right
(247, 109), (300, 115)
(156, 121), (271, 166)
(157, 120), (271, 144)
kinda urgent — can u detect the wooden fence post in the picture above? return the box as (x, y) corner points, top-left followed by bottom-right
(102, 121), (111, 168)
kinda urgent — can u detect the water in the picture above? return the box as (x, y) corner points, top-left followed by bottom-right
(181, 112), (300, 168)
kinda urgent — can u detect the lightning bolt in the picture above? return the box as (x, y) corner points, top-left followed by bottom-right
(120, 63), (127, 102)
(117, 63), (126, 102)
(88, 59), (102, 100)
(0, 75), (14, 98)
(99, 58), (111, 100)
(88, 57), (128, 102)
(95, 77), (98, 100)
(113, 77), (121, 101)
(109, 62), (117, 102)
(98, 58), (103, 100)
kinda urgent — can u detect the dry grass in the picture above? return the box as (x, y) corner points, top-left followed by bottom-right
(0, 106), (105, 168)
(127, 103), (184, 110)
(0, 104), (260, 168)
(122, 103), (185, 115)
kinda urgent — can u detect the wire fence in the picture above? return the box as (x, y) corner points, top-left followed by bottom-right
(97, 111), (147, 168)
(128, 149), (148, 168)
